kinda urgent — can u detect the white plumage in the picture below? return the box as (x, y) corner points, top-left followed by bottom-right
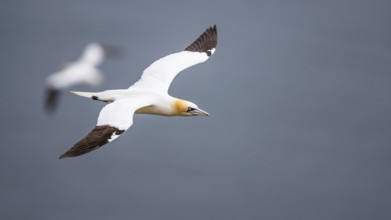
(133, 50), (213, 92)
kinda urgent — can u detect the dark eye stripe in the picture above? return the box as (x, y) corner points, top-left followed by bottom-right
(187, 107), (196, 112)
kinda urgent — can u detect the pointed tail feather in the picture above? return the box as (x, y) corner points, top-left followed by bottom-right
(70, 91), (97, 99)
(69, 91), (114, 103)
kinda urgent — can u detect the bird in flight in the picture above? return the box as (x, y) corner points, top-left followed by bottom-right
(44, 43), (120, 113)
(59, 25), (218, 159)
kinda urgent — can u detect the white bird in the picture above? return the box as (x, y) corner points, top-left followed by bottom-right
(44, 43), (120, 112)
(59, 25), (217, 159)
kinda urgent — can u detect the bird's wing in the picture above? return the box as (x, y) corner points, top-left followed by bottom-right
(44, 87), (61, 113)
(80, 43), (104, 66)
(59, 96), (153, 158)
(46, 64), (102, 88)
(131, 25), (217, 92)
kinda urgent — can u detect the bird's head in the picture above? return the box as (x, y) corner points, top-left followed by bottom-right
(174, 99), (209, 116)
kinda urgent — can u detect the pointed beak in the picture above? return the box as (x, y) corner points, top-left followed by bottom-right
(193, 108), (209, 116)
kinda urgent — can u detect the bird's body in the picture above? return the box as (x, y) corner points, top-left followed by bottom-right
(71, 88), (194, 116)
(59, 25), (217, 158)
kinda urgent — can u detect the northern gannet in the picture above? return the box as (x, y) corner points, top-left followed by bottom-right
(59, 25), (218, 159)
(44, 43), (120, 112)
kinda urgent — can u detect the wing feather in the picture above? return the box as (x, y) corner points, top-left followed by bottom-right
(59, 97), (153, 158)
(131, 25), (217, 92)
(44, 87), (60, 112)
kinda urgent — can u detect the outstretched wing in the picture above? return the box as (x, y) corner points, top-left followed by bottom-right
(59, 97), (153, 158)
(132, 25), (217, 92)
(44, 87), (61, 113)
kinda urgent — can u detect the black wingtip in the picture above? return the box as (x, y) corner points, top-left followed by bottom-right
(44, 87), (60, 113)
(58, 125), (124, 159)
(184, 25), (218, 56)
(100, 43), (125, 59)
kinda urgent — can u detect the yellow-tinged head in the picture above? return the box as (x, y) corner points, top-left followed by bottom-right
(173, 99), (209, 116)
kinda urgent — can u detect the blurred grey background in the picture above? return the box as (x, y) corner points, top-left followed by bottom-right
(1, 0), (390, 219)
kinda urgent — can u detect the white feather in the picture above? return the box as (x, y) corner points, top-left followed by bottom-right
(131, 50), (210, 92)
(96, 96), (155, 131)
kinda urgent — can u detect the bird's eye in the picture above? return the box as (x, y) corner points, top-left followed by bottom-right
(187, 107), (196, 112)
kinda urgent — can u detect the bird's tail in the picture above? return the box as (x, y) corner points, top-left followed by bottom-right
(70, 91), (114, 103)
(70, 91), (97, 99)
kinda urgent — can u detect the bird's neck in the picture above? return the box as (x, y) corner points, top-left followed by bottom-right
(135, 98), (188, 116)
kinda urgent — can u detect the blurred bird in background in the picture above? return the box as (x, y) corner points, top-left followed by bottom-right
(44, 43), (122, 113)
